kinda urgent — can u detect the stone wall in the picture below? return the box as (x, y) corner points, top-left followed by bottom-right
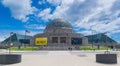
(30, 33), (88, 47)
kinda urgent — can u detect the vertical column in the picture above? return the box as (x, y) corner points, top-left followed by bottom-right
(67, 37), (71, 47)
(82, 37), (88, 45)
(58, 36), (60, 46)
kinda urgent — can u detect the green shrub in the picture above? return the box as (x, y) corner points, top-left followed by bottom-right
(10, 46), (38, 51)
(80, 46), (110, 50)
(80, 46), (93, 50)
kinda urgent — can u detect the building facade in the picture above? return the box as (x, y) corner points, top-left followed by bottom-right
(0, 33), (32, 47)
(86, 33), (117, 46)
(30, 18), (88, 50)
(0, 18), (118, 50)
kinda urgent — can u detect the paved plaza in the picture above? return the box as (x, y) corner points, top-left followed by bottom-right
(0, 50), (120, 66)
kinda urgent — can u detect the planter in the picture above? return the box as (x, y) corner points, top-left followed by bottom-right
(96, 54), (117, 64)
(0, 54), (21, 64)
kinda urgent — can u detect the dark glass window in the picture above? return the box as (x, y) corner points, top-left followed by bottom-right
(52, 37), (58, 43)
(60, 37), (66, 43)
(71, 38), (82, 45)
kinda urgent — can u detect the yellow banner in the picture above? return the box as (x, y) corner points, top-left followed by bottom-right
(35, 38), (47, 46)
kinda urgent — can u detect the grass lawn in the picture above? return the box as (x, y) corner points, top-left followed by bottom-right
(80, 46), (110, 50)
(10, 46), (38, 51)
(9, 46), (110, 51)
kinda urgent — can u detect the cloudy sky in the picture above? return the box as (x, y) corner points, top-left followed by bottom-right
(0, 0), (120, 43)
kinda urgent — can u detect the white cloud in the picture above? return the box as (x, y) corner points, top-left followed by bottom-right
(77, 30), (92, 36)
(47, 0), (62, 6)
(1, 0), (119, 41)
(2, 0), (37, 22)
(0, 30), (13, 42)
(17, 30), (42, 36)
(111, 30), (120, 34)
(0, 35), (8, 42)
(0, 30), (42, 42)
(25, 24), (46, 30)
(38, 0), (120, 39)
(0, 37), (5, 42)
(38, 8), (52, 21)
(93, 18), (120, 33)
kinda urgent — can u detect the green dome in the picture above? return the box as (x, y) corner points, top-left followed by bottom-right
(45, 18), (72, 30)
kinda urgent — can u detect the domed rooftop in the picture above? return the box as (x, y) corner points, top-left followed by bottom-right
(45, 18), (72, 30)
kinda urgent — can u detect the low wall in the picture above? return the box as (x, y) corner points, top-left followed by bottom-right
(0, 54), (21, 64)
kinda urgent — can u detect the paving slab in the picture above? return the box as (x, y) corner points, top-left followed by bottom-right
(0, 51), (119, 66)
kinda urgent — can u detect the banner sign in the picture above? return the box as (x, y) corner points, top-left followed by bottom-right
(35, 38), (47, 46)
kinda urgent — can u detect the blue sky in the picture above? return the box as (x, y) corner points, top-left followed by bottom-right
(0, 0), (120, 43)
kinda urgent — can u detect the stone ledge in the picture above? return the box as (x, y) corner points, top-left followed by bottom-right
(0, 54), (21, 64)
(96, 54), (117, 64)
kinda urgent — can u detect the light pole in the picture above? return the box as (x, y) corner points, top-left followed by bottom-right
(0, 32), (22, 64)
(90, 24), (100, 50)
(100, 33), (102, 48)
(90, 26), (94, 48)
(105, 32), (109, 51)
(24, 30), (26, 48)
(103, 32), (108, 51)
(9, 32), (14, 54)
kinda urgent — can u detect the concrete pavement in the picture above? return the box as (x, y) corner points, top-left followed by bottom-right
(0, 50), (120, 66)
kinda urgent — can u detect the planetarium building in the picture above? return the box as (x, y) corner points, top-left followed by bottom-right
(0, 18), (117, 50)
(30, 18), (88, 50)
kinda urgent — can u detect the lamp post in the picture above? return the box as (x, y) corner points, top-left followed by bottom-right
(103, 32), (108, 51)
(89, 23), (102, 49)
(0, 32), (21, 64)
(105, 32), (108, 51)
(90, 26), (94, 48)
(24, 30), (26, 48)
(9, 32), (14, 54)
